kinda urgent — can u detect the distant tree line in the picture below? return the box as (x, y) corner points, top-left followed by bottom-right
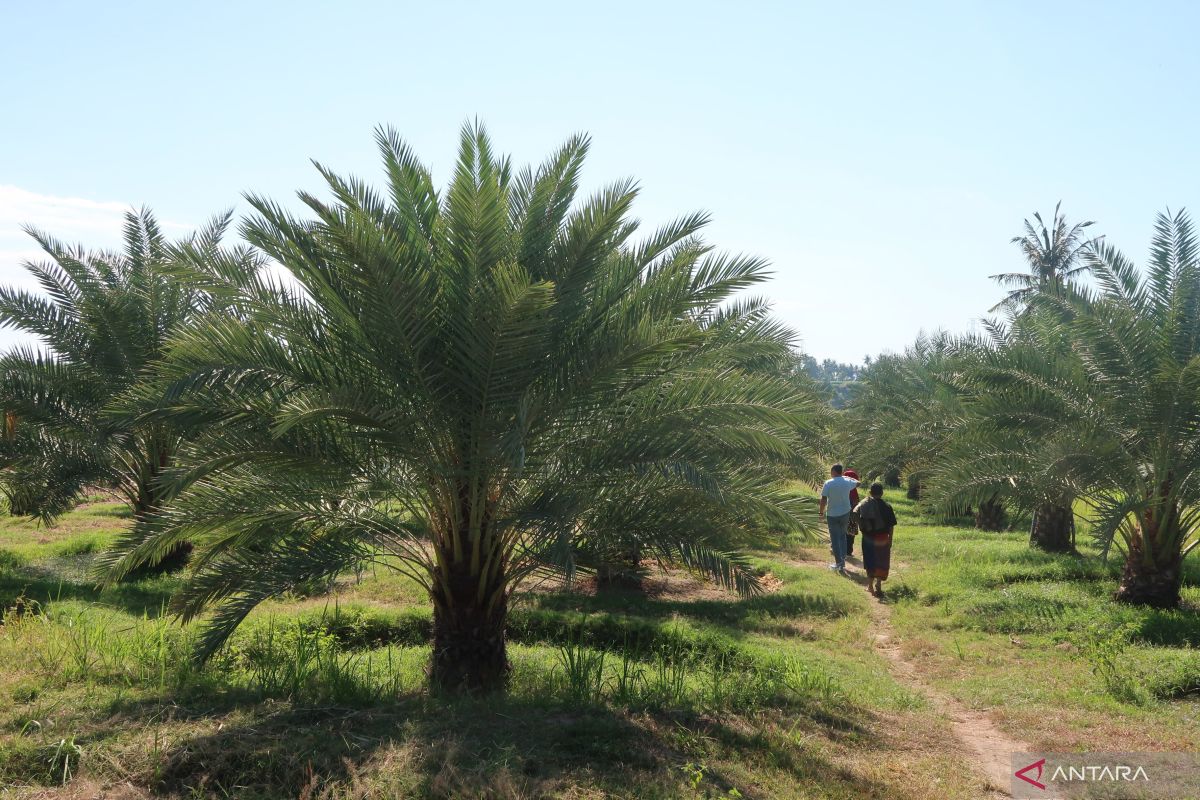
(796, 355), (863, 409)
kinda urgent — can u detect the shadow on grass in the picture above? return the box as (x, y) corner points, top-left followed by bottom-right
(877, 582), (919, 602)
(526, 587), (852, 626)
(1132, 605), (1200, 647)
(155, 700), (655, 798)
(0, 566), (176, 619)
(138, 692), (879, 799)
(77, 504), (133, 519)
(692, 711), (887, 793)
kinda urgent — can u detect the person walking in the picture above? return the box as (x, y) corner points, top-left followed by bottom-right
(843, 468), (861, 557)
(855, 482), (898, 596)
(819, 463), (859, 573)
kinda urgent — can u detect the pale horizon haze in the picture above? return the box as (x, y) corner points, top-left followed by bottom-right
(2, 0), (1197, 364)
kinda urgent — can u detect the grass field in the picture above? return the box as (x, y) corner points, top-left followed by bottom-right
(0, 489), (1196, 799)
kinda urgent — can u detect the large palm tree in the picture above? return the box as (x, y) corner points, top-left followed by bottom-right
(989, 202), (1097, 315)
(0, 210), (255, 540)
(956, 210), (1200, 606)
(925, 321), (1083, 550)
(100, 124), (818, 691)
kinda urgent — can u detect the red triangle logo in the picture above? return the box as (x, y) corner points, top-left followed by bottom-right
(1015, 758), (1047, 790)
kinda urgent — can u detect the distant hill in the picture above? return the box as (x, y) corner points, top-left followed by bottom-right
(799, 355), (863, 408)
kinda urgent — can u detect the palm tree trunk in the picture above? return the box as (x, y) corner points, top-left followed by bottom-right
(906, 475), (922, 500)
(884, 467), (901, 488)
(430, 552), (509, 692)
(1030, 502), (1075, 552)
(1115, 550), (1181, 608)
(595, 542), (644, 592)
(1115, 510), (1182, 608)
(974, 496), (1007, 531)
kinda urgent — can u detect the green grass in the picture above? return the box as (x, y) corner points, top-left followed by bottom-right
(876, 490), (1200, 755)
(0, 488), (1196, 798)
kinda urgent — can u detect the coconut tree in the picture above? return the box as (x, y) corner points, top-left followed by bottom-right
(989, 202), (1098, 315)
(100, 124), (818, 691)
(955, 210), (1200, 605)
(979, 205), (1100, 542)
(0, 210), (256, 545)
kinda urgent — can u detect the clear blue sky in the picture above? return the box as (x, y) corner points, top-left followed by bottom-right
(2, 0), (1197, 363)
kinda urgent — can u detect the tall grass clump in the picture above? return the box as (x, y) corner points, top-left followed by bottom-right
(224, 616), (424, 705)
(0, 602), (199, 692)
(535, 620), (845, 712)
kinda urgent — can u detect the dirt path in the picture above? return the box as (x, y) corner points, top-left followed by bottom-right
(795, 555), (1047, 798)
(865, 588), (1027, 797)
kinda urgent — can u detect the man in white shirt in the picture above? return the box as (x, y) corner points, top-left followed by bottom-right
(819, 463), (859, 573)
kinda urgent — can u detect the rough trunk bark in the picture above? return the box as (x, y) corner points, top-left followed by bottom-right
(974, 496), (1007, 531)
(884, 467), (901, 488)
(429, 549), (509, 693)
(1115, 551), (1182, 608)
(906, 475), (922, 501)
(1030, 502), (1075, 552)
(123, 444), (192, 576)
(1115, 506), (1182, 608)
(595, 543), (644, 592)
(5, 490), (33, 517)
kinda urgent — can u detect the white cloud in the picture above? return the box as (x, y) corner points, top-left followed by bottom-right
(0, 185), (131, 240)
(0, 183), (191, 246)
(0, 185), (195, 354)
(0, 185), (134, 289)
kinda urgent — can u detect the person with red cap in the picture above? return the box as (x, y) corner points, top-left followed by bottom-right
(843, 469), (861, 557)
(819, 463), (860, 573)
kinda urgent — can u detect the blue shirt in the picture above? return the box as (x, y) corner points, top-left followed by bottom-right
(821, 476), (860, 517)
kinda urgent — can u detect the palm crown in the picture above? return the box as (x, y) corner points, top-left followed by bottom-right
(922, 314), (1086, 546)
(845, 332), (963, 498)
(101, 124), (819, 690)
(989, 202), (1097, 315)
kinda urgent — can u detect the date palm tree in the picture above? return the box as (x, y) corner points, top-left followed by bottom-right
(924, 320), (1083, 550)
(845, 332), (962, 502)
(0, 211), (257, 563)
(927, 207), (1098, 543)
(100, 124), (818, 691)
(0, 411), (63, 517)
(956, 210), (1200, 605)
(989, 202), (1097, 315)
